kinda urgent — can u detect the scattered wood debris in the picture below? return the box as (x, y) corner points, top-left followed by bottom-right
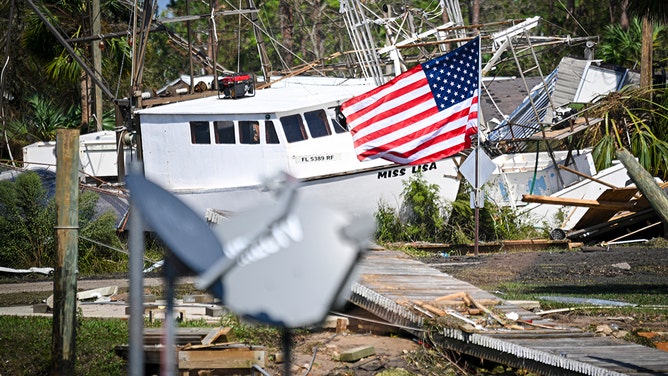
(115, 326), (266, 374)
(400, 291), (560, 332)
(523, 181), (668, 245)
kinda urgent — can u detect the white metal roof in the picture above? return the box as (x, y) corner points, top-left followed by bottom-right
(136, 77), (376, 116)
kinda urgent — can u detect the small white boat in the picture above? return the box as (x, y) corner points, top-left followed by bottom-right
(22, 130), (131, 179)
(522, 161), (631, 231)
(484, 149), (598, 208)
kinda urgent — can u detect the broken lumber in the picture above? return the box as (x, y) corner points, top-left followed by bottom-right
(339, 345), (375, 362)
(465, 293), (507, 327)
(414, 301), (447, 317)
(201, 327), (234, 345)
(434, 292), (472, 306)
(558, 164), (618, 189)
(178, 348), (265, 370)
(521, 194), (637, 211)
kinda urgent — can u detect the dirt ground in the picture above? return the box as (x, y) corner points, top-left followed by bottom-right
(424, 243), (668, 333)
(266, 330), (424, 376)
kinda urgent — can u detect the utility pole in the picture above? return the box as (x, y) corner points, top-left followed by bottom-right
(52, 128), (80, 374)
(92, 0), (103, 131)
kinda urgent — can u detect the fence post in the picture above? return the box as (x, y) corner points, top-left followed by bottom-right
(52, 128), (80, 374)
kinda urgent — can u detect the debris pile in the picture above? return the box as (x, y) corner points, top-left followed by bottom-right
(400, 292), (560, 333)
(115, 326), (267, 375)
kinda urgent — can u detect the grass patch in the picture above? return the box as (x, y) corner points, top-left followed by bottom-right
(0, 312), (286, 375)
(490, 281), (668, 308)
(0, 316), (128, 375)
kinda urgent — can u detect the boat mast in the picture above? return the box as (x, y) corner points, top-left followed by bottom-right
(130, 0), (158, 109)
(339, 0), (385, 85)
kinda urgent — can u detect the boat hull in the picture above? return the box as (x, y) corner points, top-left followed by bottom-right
(173, 159), (461, 220)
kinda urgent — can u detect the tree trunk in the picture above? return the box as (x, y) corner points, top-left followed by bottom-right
(616, 148), (668, 229)
(472, 0), (479, 25)
(620, 0), (629, 30)
(640, 15), (653, 89)
(279, 0), (294, 67)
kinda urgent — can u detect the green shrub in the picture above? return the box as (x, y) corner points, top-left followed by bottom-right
(375, 201), (403, 242)
(0, 171), (55, 267)
(0, 171), (128, 273)
(374, 176), (540, 244)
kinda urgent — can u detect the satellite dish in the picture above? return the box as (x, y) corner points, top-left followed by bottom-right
(127, 172), (373, 328)
(205, 195), (371, 327)
(126, 173), (227, 297)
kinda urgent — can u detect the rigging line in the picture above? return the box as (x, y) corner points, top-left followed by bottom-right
(116, 8), (135, 99)
(220, 0), (329, 77)
(481, 80), (505, 120)
(557, 0), (590, 37)
(79, 235), (157, 264)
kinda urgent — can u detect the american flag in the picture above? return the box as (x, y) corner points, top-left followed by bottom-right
(341, 37), (480, 165)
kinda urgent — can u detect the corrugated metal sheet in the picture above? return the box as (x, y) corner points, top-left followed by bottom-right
(485, 57), (638, 154)
(551, 57), (589, 107)
(486, 68), (558, 152)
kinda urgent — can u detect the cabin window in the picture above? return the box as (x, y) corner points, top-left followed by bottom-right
(265, 121), (280, 144)
(330, 106), (348, 133)
(214, 121), (235, 144)
(304, 109), (331, 138)
(190, 121), (211, 144)
(239, 121), (260, 144)
(281, 114), (307, 143)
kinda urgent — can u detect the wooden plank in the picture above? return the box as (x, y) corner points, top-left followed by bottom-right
(200, 327), (233, 345)
(574, 188), (644, 228)
(178, 349), (265, 369)
(144, 327), (211, 346)
(183, 294), (215, 304)
(528, 117), (602, 140)
(339, 346), (375, 362)
(522, 194), (636, 211)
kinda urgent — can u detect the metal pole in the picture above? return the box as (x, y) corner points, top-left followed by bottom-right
(129, 162), (145, 376)
(163, 262), (177, 376)
(474, 36), (481, 257)
(52, 128), (80, 374)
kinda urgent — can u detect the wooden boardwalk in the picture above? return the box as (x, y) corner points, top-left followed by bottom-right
(350, 249), (668, 376)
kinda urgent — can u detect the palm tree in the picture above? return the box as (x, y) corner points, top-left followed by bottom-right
(20, 0), (131, 133)
(586, 86), (668, 180)
(598, 17), (665, 68)
(626, 0), (668, 88)
(6, 94), (79, 144)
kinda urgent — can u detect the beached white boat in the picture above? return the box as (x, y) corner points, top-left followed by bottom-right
(134, 77), (461, 219)
(484, 149), (598, 208)
(22, 130), (131, 179)
(521, 161), (631, 231)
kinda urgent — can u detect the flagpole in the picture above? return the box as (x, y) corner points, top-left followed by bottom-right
(474, 35), (481, 258)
